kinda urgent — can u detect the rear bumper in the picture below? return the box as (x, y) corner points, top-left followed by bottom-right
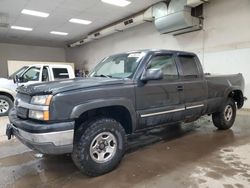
(7, 109), (74, 155)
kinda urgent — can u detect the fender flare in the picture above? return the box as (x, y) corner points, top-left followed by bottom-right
(224, 87), (244, 108)
(224, 86), (243, 98)
(70, 98), (137, 131)
(0, 88), (16, 100)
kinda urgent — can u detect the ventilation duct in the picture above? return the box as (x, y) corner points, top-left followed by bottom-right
(154, 0), (204, 35)
(69, 14), (151, 47)
(187, 0), (208, 7)
(143, 2), (168, 22)
(68, 0), (207, 47)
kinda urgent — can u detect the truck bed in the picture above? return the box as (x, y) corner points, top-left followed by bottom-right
(205, 73), (245, 112)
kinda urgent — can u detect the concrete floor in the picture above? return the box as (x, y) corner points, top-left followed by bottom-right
(0, 112), (250, 188)
(0, 116), (8, 142)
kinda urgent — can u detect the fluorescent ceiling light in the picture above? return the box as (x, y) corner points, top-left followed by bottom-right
(69, 18), (92, 25)
(11, 26), (33, 31)
(101, 0), (131, 7)
(50, 31), (68, 36)
(21, 9), (49, 18)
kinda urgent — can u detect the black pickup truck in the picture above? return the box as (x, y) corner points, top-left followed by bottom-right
(6, 49), (245, 176)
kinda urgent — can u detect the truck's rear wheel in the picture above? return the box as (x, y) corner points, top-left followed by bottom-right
(72, 117), (126, 177)
(212, 98), (236, 130)
(0, 95), (13, 116)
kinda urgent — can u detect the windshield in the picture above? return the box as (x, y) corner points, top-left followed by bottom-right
(90, 52), (145, 79)
(8, 66), (28, 79)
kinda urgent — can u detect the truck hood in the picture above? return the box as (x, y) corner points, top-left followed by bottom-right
(17, 77), (128, 95)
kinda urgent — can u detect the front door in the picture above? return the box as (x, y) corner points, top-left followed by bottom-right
(135, 53), (185, 129)
(18, 66), (42, 86)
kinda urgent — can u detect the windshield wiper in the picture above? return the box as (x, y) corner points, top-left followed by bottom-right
(94, 74), (112, 78)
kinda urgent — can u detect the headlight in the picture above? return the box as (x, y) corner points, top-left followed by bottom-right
(29, 110), (50, 121)
(31, 95), (52, 105)
(29, 95), (52, 120)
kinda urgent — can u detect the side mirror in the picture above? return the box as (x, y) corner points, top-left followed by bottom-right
(14, 75), (24, 83)
(141, 68), (163, 82)
(13, 75), (19, 83)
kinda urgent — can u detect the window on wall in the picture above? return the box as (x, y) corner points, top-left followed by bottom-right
(148, 54), (178, 79)
(178, 55), (200, 78)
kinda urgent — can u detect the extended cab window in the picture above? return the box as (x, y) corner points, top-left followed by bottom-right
(148, 55), (178, 79)
(53, 68), (69, 79)
(179, 55), (199, 78)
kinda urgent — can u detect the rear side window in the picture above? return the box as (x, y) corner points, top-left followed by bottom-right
(178, 55), (199, 78)
(53, 68), (69, 79)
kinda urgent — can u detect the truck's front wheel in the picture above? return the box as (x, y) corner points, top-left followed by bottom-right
(0, 95), (13, 116)
(212, 98), (236, 130)
(72, 117), (126, 177)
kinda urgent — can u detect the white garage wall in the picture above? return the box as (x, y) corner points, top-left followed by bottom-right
(201, 48), (250, 108)
(0, 43), (66, 78)
(65, 0), (250, 108)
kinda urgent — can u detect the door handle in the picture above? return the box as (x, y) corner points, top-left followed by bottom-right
(177, 85), (184, 91)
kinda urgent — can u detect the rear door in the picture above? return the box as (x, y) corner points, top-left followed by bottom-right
(175, 54), (208, 118)
(135, 53), (185, 129)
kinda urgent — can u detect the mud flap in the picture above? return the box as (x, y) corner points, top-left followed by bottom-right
(6, 124), (13, 140)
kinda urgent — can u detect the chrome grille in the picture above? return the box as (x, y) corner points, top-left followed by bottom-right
(16, 107), (28, 119)
(16, 93), (31, 103)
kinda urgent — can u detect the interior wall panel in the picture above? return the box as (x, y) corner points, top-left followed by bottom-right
(0, 43), (66, 77)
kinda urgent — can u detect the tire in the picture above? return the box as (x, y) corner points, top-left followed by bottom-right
(212, 98), (236, 130)
(0, 95), (13, 116)
(72, 117), (126, 177)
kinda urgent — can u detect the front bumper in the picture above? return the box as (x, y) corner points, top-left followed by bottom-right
(7, 109), (75, 155)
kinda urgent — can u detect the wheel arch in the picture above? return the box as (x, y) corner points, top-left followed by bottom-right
(227, 89), (244, 109)
(0, 91), (15, 101)
(71, 99), (136, 134)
